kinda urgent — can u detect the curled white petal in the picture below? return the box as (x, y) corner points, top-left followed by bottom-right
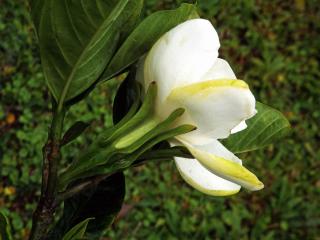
(177, 138), (264, 191)
(175, 157), (241, 196)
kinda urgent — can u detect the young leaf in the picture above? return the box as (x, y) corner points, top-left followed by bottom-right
(62, 218), (93, 240)
(61, 121), (90, 146)
(29, 0), (143, 104)
(102, 3), (198, 80)
(0, 212), (12, 240)
(223, 102), (291, 153)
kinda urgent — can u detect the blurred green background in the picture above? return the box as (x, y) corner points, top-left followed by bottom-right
(0, 0), (319, 239)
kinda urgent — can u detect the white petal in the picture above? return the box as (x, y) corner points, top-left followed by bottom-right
(175, 157), (241, 196)
(231, 120), (247, 134)
(202, 58), (236, 80)
(144, 19), (220, 102)
(168, 79), (256, 141)
(177, 138), (264, 191)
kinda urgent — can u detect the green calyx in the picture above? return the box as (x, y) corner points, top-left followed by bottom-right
(114, 118), (159, 149)
(58, 83), (195, 190)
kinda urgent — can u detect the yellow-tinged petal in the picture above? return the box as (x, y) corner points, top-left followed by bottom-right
(166, 79), (256, 141)
(168, 79), (249, 99)
(175, 156), (241, 196)
(178, 138), (264, 191)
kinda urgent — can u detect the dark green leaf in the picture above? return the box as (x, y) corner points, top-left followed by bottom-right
(108, 82), (157, 143)
(61, 121), (90, 146)
(223, 102), (291, 153)
(112, 69), (141, 125)
(29, 0), (143, 103)
(102, 3), (198, 80)
(0, 212), (12, 240)
(52, 173), (125, 239)
(62, 218), (93, 240)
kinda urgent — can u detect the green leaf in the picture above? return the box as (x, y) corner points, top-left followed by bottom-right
(102, 3), (198, 80)
(61, 121), (90, 146)
(223, 102), (291, 153)
(0, 211), (13, 240)
(62, 218), (93, 240)
(51, 173), (125, 239)
(29, 0), (143, 103)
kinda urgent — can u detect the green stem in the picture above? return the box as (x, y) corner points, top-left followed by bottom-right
(29, 107), (66, 240)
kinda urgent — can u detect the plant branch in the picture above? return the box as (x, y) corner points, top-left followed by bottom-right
(29, 106), (66, 240)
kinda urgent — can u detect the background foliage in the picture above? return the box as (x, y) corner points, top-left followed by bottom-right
(0, 0), (319, 239)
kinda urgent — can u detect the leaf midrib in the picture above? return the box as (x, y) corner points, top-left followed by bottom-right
(56, 0), (130, 109)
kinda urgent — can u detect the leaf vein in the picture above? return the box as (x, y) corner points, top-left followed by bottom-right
(96, 0), (105, 19)
(260, 124), (290, 146)
(235, 108), (273, 145)
(80, 0), (99, 29)
(57, 0), (130, 107)
(65, 0), (84, 46)
(240, 117), (280, 149)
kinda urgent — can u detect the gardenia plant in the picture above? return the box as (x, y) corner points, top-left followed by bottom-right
(137, 19), (263, 196)
(0, 2), (290, 240)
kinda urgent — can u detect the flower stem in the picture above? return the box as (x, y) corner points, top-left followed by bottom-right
(29, 107), (66, 240)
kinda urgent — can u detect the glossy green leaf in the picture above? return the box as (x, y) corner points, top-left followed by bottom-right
(102, 3), (198, 80)
(62, 218), (93, 240)
(29, 0), (143, 103)
(61, 121), (90, 146)
(223, 102), (291, 153)
(0, 212), (12, 240)
(50, 173), (125, 239)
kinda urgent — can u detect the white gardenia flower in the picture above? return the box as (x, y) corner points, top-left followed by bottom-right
(136, 19), (263, 196)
